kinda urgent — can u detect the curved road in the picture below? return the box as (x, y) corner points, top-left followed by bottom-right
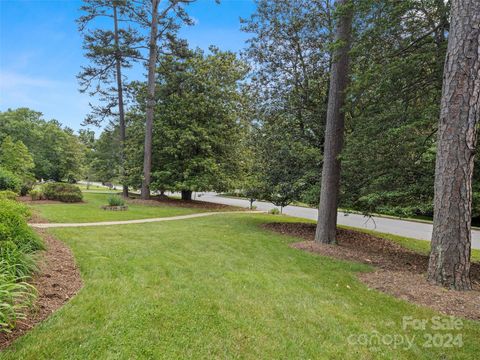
(78, 183), (480, 250)
(195, 192), (480, 250)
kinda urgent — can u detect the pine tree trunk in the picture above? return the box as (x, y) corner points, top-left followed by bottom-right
(141, 0), (159, 200)
(315, 0), (353, 244)
(427, 0), (480, 291)
(113, 4), (129, 198)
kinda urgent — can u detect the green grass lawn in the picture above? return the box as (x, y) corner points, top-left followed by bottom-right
(76, 184), (117, 192)
(1, 214), (478, 359)
(30, 192), (207, 223)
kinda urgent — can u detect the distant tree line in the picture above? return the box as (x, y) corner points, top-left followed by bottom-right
(0, 108), (85, 194)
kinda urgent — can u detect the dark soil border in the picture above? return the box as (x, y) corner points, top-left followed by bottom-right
(0, 230), (82, 349)
(263, 222), (480, 321)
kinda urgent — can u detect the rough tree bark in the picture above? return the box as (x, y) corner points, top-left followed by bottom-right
(427, 0), (480, 291)
(141, 0), (159, 200)
(315, 0), (353, 244)
(113, 4), (129, 198)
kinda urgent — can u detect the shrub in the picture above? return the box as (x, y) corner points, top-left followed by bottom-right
(107, 195), (125, 207)
(269, 208), (280, 215)
(42, 182), (83, 203)
(0, 199), (43, 252)
(29, 189), (44, 201)
(20, 182), (34, 197)
(0, 190), (17, 200)
(0, 167), (21, 193)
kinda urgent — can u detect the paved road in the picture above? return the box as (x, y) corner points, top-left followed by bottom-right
(77, 183), (480, 250)
(195, 192), (480, 250)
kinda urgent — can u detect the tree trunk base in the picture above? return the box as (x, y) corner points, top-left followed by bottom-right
(141, 181), (150, 200)
(427, 251), (472, 291)
(314, 226), (337, 245)
(122, 185), (129, 198)
(181, 190), (192, 201)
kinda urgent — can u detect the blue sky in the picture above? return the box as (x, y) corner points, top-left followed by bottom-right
(0, 0), (256, 131)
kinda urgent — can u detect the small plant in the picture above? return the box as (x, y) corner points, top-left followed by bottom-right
(269, 208), (280, 215)
(107, 195), (125, 207)
(0, 270), (36, 333)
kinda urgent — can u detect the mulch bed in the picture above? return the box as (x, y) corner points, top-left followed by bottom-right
(0, 230), (83, 350)
(127, 196), (244, 211)
(263, 222), (480, 321)
(17, 196), (63, 205)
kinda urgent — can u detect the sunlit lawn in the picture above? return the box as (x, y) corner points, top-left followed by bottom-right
(30, 192), (207, 223)
(76, 184), (117, 192)
(1, 214), (479, 359)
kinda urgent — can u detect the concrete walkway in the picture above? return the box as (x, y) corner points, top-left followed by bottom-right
(30, 210), (262, 229)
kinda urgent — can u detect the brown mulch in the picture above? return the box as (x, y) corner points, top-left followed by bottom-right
(17, 196), (63, 204)
(127, 196), (244, 211)
(0, 230), (83, 349)
(263, 222), (480, 321)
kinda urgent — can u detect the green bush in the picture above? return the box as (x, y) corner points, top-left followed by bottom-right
(269, 208), (280, 215)
(0, 190), (17, 200)
(42, 182), (83, 203)
(29, 189), (44, 201)
(0, 167), (21, 193)
(0, 199), (43, 252)
(20, 182), (34, 197)
(107, 195), (125, 207)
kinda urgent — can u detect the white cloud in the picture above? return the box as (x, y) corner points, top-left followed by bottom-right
(0, 71), (61, 91)
(0, 71), (90, 130)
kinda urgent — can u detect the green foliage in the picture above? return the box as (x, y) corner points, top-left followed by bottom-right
(0, 199), (43, 333)
(29, 189), (44, 201)
(0, 167), (21, 193)
(0, 199), (43, 252)
(0, 190), (17, 200)
(107, 195), (125, 207)
(0, 136), (35, 184)
(268, 207), (280, 215)
(0, 269), (36, 333)
(241, 0), (454, 217)
(89, 125), (122, 184)
(0, 109), (86, 182)
(42, 183), (83, 203)
(340, 0), (448, 216)
(127, 47), (249, 194)
(241, 0), (328, 207)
